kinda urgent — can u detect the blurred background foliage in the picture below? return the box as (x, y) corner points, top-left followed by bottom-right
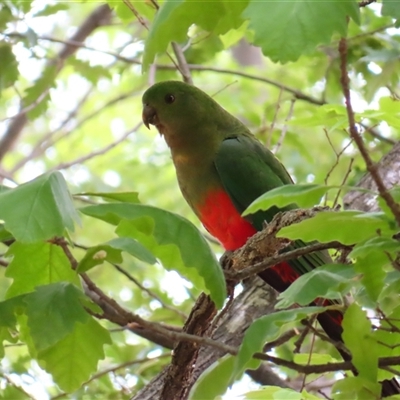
(0, 0), (399, 398)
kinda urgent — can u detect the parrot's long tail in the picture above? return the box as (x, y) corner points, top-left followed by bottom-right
(257, 264), (400, 396)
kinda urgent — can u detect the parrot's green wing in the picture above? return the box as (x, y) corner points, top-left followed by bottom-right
(214, 135), (294, 229)
(214, 135), (330, 275)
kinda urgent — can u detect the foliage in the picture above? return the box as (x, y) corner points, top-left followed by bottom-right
(0, 0), (399, 398)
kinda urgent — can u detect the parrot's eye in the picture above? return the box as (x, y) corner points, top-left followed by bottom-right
(164, 94), (175, 104)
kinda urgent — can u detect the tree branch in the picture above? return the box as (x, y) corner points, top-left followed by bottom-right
(338, 37), (400, 226)
(0, 4), (112, 162)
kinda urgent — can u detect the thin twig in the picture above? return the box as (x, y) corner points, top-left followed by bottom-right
(273, 97), (295, 154)
(10, 87), (93, 174)
(112, 263), (188, 321)
(123, 0), (182, 75)
(50, 354), (171, 400)
(333, 158), (354, 208)
(171, 42), (193, 85)
(267, 88), (283, 148)
(51, 122), (141, 171)
(0, 373), (35, 399)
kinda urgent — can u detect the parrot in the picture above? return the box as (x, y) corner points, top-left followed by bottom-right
(142, 80), (399, 396)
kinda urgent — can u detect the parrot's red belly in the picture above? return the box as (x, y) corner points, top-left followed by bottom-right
(198, 189), (300, 284)
(198, 189), (256, 250)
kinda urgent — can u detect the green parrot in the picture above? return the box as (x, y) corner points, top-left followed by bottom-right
(142, 80), (399, 396)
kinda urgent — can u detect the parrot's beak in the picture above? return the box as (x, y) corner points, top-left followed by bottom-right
(142, 104), (157, 129)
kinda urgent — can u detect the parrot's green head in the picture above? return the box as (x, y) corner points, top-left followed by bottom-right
(142, 80), (214, 137)
(142, 81), (243, 151)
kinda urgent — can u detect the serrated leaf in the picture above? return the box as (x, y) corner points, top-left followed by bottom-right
(0, 171), (80, 243)
(37, 317), (111, 392)
(80, 203), (226, 308)
(76, 191), (140, 204)
(278, 211), (392, 245)
(5, 242), (79, 298)
(232, 307), (326, 381)
(350, 236), (400, 259)
(23, 65), (57, 119)
(143, 0), (248, 70)
(0, 44), (19, 93)
(244, 184), (333, 215)
(25, 283), (90, 352)
(354, 252), (387, 302)
(242, 0), (359, 63)
(0, 295), (27, 328)
(342, 304), (379, 383)
(276, 264), (356, 309)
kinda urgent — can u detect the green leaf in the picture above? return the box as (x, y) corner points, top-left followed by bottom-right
(242, 0), (359, 63)
(0, 44), (19, 93)
(107, 237), (157, 264)
(382, 0), (400, 22)
(342, 304), (379, 384)
(66, 58), (112, 85)
(294, 353), (335, 365)
(109, 0), (154, 22)
(232, 307), (326, 381)
(77, 237), (156, 272)
(23, 65), (57, 119)
(11, 0), (33, 13)
(332, 376), (381, 400)
(276, 264), (356, 309)
(0, 326), (18, 358)
(188, 355), (235, 400)
(374, 312), (400, 381)
(243, 184), (333, 215)
(0, 5), (14, 31)
(278, 211), (392, 245)
(353, 252), (387, 302)
(80, 203), (226, 308)
(25, 283), (90, 352)
(143, 0), (248, 70)
(241, 387), (320, 400)
(77, 244), (123, 273)
(37, 317), (111, 392)
(0, 171), (80, 243)
(350, 236), (400, 259)
(0, 295), (27, 329)
(379, 279), (400, 315)
(76, 191), (140, 204)
(5, 242), (79, 298)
